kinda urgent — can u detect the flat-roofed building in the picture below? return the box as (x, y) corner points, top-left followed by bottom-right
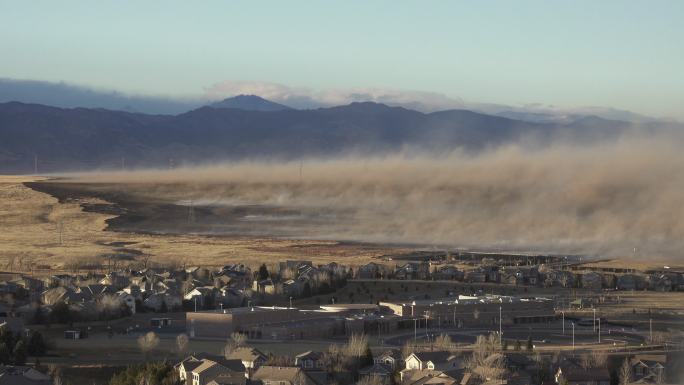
(380, 295), (555, 328)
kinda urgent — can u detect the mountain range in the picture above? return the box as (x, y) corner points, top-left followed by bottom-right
(0, 95), (675, 173)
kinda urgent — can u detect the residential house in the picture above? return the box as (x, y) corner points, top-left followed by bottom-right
(0, 365), (52, 385)
(176, 355), (246, 385)
(294, 351), (325, 371)
(358, 363), (393, 384)
(433, 266), (464, 281)
(143, 292), (182, 311)
(395, 262), (430, 280)
(617, 274), (646, 291)
(399, 369), (461, 385)
(403, 351), (461, 372)
(647, 274), (673, 292)
(544, 270), (575, 288)
(357, 263), (384, 279)
(581, 272), (603, 291)
(464, 269), (486, 283)
(283, 280), (305, 298)
(630, 355), (667, 383)
(217, 288), (246, 308)
(554, 367), (610, 385)
(252, 279), (276, 295)
(373, 349), (403, 371)
(251, 366), (319, 385)
(116, 291), (136, 314)
(185, 287), (218, 308)
(226, 347), (267, 378)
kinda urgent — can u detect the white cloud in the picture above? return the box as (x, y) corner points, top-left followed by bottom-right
(203, 80), (668, 123)
(203, 80), (467, 112)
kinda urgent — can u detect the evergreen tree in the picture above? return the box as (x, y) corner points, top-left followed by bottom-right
(27, 331), (47, 356)
(0, 343), (10, 364)
(50, 302), (72, 324)
(0, 329), (14, 350)
(33, 305), (45, 325)
(361, 345), (374, 368)
(258, 264), (270, 280)
(526, 336), (534, 351)
(13, 340), (27, 365)
(514, 339), (521, 351)
(302, 282), (312, 297)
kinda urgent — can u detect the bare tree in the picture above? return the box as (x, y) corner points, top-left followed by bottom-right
(619, 357), (632, 385)
(469, 333), (505, 381)
(322, 344), (347, 374)
(402, 340), (416, 359)
(591, 350), (608, 368)
(344, 333), (369, 358)
(231, 332), (247, 347)
(434, 333), (455, 352)
(223, 341), (237, 358)
(176, 333), (189, 355)
(137, 331), (160, 357)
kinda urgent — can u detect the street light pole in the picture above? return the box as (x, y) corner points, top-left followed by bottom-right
(572, 322), (575, 350)
(499, 306), (502, 344)
(593, 308), (596, 332)
(649, 318), (653, 343)
(414, 318), (417, 341)
(289, 296), (293, 309)
(598, 318), (601, 344)
(424, 311), (429, 337)
(561, 311), (565, 335)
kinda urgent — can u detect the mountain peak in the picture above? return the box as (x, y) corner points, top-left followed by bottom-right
(209, 94), (293, 111)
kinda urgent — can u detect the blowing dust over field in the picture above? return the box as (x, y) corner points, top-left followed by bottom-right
(65, 137), (684, 260)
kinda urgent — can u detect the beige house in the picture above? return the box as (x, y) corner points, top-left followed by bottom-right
(251, 366), (319, 385)
(176, 355), (245, 385)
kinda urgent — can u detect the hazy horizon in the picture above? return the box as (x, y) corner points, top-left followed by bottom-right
(2, 1), (683, 120)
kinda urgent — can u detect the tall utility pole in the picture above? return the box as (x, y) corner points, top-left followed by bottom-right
(598, 318), (601, 344)
(414, 318), (417, 341)
(593, 308), (596, 332)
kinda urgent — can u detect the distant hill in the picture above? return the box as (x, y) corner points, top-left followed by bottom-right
(0, 100), (642, 173)
(210, 95), (293, 111)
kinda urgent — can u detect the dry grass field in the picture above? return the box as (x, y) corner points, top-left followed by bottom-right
(0, 176), (405, 274)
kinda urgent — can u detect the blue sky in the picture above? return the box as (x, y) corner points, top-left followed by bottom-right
(1, 1), (683, 118)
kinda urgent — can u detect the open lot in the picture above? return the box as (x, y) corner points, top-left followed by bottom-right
(0, 175), (404, 273)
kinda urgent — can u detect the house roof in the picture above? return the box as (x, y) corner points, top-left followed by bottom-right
(227, 347), (267, 362)
(252, 366), (317, 384)
(295, 351), (323, 360)
(359, 363), (393, 376)
(561, 367), (610, 381)
(412, 351), (453, 364)
(377, 348), (402, 360)
(192, 358), (245, 374)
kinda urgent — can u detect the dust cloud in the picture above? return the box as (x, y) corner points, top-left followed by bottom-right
(64, 136), (684, 260)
